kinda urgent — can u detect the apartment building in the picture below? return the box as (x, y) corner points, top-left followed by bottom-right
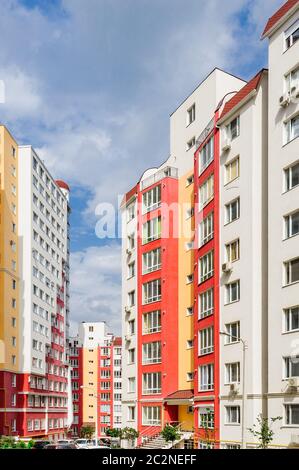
(0, 135), (71, 440)
(263, 0), (299, 446)
(121, 0), (299, 448)
(121, 69), (246, 439)
(68, 322), (122, 439)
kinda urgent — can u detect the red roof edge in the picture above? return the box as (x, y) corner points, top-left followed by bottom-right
(56, 180), (70, 191)
(113, 337), (122, 346)
(165, 389), (194, 400)
(218, 69), (267, 122)
(120, 184), (138, 208)
(262, 0), (299, 38)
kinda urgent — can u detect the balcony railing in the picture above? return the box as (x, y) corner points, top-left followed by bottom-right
(141, 166), (178, 191)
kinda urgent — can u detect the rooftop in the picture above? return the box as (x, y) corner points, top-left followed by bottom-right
(262, 0), (299, 38)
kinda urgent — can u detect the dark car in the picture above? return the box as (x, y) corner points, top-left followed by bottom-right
(44, 443), (77, 449)
(32, 440), (51, 449)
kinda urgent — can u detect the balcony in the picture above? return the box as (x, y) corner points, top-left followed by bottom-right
(141, 166), (178, 191)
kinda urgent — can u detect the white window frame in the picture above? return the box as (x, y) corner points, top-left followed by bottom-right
(225, 198), (240, 224)
(226, 116), (240, 141)
(199, 251), (214, 283)
(285, 19), (299, 50)
(142, 217), (161, 244)
(225, 362), (240, 384)
(142, 248), (161, 274)
(199, 175), (214, 209)
(284, 306), (299, 333)
(187, 104), (196, 126)
(199, 364), (214, 391)
(285, 404), (299, 426)
(200, 136), (214, 173)
(142, 341), (161, 365)
(142, 372), (161, 395)
(142, 185), (161, 214)
(225, 156), (240, 185)
(199, 212), (214, 246)
(199, 288), (214, 319)
(284, 161), (299, 192)
(143, 279), (161, 304)
(225, 280), (240, 304)
(284, 257), (299, 286)
(284, 356), (299, 379)
(284, 210), (299, 239)
(226, 239), (240, 263)
(225, 406), (241, 425)
(142, 406), (161, 426)
(284, 114), (299, 144)
(199, 327), (214, 356)
(225, 321), (240, 344)
(142, 310), (161, 334)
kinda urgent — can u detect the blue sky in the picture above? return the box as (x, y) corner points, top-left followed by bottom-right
(0, 0), (282, 334)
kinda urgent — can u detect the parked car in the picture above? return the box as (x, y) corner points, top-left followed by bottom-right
(57, 439), (75, 445)
(81, 445), (110, 449)
(44, 443), (78, 450)
(32, 440), (50, 449)
(75, 439), (89, 448)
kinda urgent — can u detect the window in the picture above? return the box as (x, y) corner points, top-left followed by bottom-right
(143, 186), (161, 213)
(11, 419), (17, 433)
(199, 251), (214, 283)
(128, 319), (135, 335)
(128, 291), (135, 307)
(284, 162), (299, 191)
(284, 211), (299, 239)
(128, 262), (135, 278)
(128, 406), (136, 421)
(143, 310), (161, 334)
(186, 274), (193, 284)
(11, 394), (16, 406)
(186, 174), (194, 186)
(285, 404), (299, 426)
(186, 137), (196, 151)
(128, 349), (135, 364)
(199, 175), (214, 208)
(225, 280), (240, 304)
(225, 363), (240, 384)
(187, 104), (195, 126)
(128, 233), (135, 250)
(127, 203), (135, 222)
(284, 258), (299, 285)
(142, 217), (161, 244)
(12, 374), (16, 387)
(285, 20), (299, 50)
(284, 356), (299, 378)
(200, 212), (214, 246)
(142, 341), (161, 364)
(284, 306), (299, 333)
(187, 339), (194, 349)
(142, 372), (161, 395)
(199, 408), (214, 429)
(226, 406), (240, 424)
(128, 377), (136, 393)
(199, 289), (214, 319)
(226, 239), (240, 262)
(285, 66), (299, 93)
(225, 322), (240, 344)
(285, 115), (299, 144)
(199, 364), (214, 391)
(226, 116), (240, 140)
(186, 306), (194, 316)
(143, 279), (161, 304)
(187, 372), (194, 382)
(200, 136), (214, 173)
(143, 248), (161, 274)
(225, 198), (240, 224)
(142, 406), (161, 426)
(199, 327), (214, 355)
(225, 157), (239, 184)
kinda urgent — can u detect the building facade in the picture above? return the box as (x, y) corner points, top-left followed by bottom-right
(121, 0), (299, 448)
(0, 132), (71, 441)
(68, 322), (122, 439)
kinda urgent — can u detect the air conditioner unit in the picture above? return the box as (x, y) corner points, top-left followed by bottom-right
(279, 94), (290, 107)
(222, 139), (231, 152)
(125, 335), (131, 342)
(229, 383), (238, 394)
(222, 262), (233, 273)
(125, 306), (131, 314)
(288, 377), (299, 389)
(126, 249), (132, 256)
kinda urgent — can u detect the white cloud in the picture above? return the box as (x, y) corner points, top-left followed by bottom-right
(69, 244), (121, 336)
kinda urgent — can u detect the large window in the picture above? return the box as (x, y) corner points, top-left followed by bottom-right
(225, 280), (240, 304)
(284, 258), (299, 285)
(284, 356), (299, 378)
(285, 404), (299, 426)
(127, 203), (135, 222)
(200, 136), (214, 173)
(284, 162), (299, 191)
(225, 406), (240, 424)
(142, 406), (161, 426)
(225, 156), (240, 184)
(128, 377), (136, 393)
(199, 212), (214, 246)
(143, 248), (161, 274)
(142, 185), (161, 214)
(142, 341), (161, 364)
(286, 66), (299, 93)
(199, 175), (214, 209)
(199, 251), (214, 283)
(143, 310), (161, 334)
(199, 327), (214, 356)
(226, 116), (240, 140)
(285, 20), (299, 50)
(142, 217), (161, 244)
(142, 372), (161, 395)
(225, 363), (240, 384)
(285, 115), (299, 144)
(198, 408), (214, 429)
(199, 364), (214, 391)
(226, 239), (240, 263)
(284, 211), (299, 239)
(225, 321), (240, 344)
(225, 198), (240, 224)
(199, 289), (214, 319)
(143, 279), (161, 304)
(284, 306), (299, 333)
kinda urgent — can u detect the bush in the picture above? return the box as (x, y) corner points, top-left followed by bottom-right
(161, 425), (180, 443)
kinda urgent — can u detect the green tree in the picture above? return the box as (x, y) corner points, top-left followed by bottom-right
(161, 424), (180, 443)
(105, 428), (122, 438)
(201, 408), (216, 449)
(80, 425), (95, 439)
(248, 414), (282, 449)
(121, 427), (139, 441)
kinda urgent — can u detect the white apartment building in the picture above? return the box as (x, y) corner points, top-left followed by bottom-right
(263, 0), (299, 446)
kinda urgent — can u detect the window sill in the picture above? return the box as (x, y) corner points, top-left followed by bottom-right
(283, 232), (299, 242)
(224, 216), (240, 227)
(283, 280), (299, 289)
(224, 176), (239, 187)
(283, 182), (299, 195)
(224, 299), (240, 306)
(283, 135), (299, 148)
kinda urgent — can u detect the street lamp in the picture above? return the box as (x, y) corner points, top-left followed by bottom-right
(80, 386), (99, 447)
(219, 331), (248, 449)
